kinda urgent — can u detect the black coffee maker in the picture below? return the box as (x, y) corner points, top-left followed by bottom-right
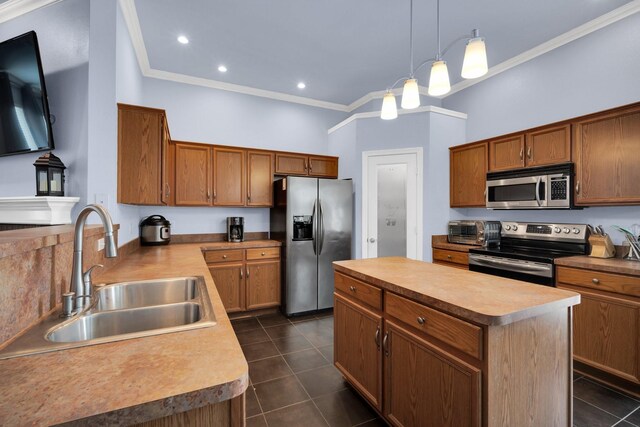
(227, 217), (244, 242)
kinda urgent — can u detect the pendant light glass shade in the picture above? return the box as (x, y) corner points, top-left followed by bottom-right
(381, 92), (398, 120)
(428, 60), (450, 96)
(401, 78), (420, 109)
(461, 37), (488, 79)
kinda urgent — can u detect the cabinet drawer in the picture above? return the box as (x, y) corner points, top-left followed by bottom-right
(203, 249), (244, 263)
(246, 247), (280, 260)
(385, 292), (482, 359)
(334, 272), (382, 310)
(557, 266), (640, 298)
(433, 248), (469, 266)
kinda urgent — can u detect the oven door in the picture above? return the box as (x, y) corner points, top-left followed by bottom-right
(468, 253), (554, 286)
(486, 175), (547, 209)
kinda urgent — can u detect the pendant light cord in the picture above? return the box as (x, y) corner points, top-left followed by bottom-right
(436, 0), (441, 59)
(409, 0), (414, 77)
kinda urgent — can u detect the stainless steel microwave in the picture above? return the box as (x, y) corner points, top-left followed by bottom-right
(486, 163), (577, 209)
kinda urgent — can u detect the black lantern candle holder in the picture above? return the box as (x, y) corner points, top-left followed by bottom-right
(34, 152), (66, 197)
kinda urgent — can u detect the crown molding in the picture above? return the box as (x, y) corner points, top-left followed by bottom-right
(446, 0), (640, 97)
(0, 0), (61, 24)
(328, 105), (467, 135)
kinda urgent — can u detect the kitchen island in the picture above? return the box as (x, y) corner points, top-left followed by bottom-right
(333, 257), (581, 427)
(0, 243), (251, 426)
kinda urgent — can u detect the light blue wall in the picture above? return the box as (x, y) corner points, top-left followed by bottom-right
(442, 13), (640, 244)
(328, 110), (466, 260)
(0, 0), (89, 215)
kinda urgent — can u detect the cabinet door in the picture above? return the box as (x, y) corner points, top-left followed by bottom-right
(275, 153), (309, 175)
(384, 320), (481, 427)
(117, 105), (163, 205)
(573, 106), (640, 205)
(564, 287), (640, 384)
(525, 124), (571, 167)
(488, 134), (525, 171)
(247, 151), (274, 207)
(209, 263), (245, 313)
(450, 143), (488, 208)
(245, 260), (280, 310)
(213, 147), (246, 206)
(334, 293), (383, 411)
(308, 156), (338, 178)
(174, 142), (211, 206)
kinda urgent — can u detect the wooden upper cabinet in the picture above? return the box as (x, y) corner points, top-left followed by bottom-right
(450, 142), (488, 208)
(308, 156), (338, 178)
(573, 104), (640, 205)
(525, 124), (571, 167)
(174, 142), (211, 206)
(247, 151), (274, 207)
(117, 104), (165, 205)
(275, 152), (339, 178)
(275, 153), (308, 175)
(488, 134), (525, 171)
(213, 147), (246, 206)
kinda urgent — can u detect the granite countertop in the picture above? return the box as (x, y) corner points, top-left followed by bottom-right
(431, 235), (481, 252)
(0, 243), (253, 426)
(334, 257), (580, 326)
(555, 255), (640, 276)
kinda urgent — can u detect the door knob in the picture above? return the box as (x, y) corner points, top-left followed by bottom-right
(369, 237), (376, 243)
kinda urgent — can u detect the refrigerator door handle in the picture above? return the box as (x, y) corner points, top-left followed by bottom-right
(317, 199), (325, 255)
(312, 200), (317, 255)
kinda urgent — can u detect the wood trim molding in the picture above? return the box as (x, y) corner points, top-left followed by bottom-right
(0, 0), (61, 24)
(328, 105), (467, 134)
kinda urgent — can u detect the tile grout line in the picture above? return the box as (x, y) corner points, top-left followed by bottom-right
(574, 396), (625, 423)
(579, 376), (640, 404)
(612, 406), (640, 427)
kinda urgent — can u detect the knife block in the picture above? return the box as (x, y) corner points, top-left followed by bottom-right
(589, 235), (616, 258)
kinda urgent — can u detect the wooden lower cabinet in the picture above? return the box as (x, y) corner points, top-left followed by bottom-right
(208, 263), (244, 313)
(384, 320), (481, 427)
(432, 248), (470, 270)
(246, 260), (280, 310)
(205, 247), (280, 313)
(334, 293), (383, 411)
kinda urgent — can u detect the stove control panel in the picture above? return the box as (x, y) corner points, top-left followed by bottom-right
(501, 222), (588, 242)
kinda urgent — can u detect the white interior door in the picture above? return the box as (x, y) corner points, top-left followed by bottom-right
(363, 148), (422, 260)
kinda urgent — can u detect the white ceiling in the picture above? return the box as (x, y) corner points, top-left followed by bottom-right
(133, 0), (635, 107)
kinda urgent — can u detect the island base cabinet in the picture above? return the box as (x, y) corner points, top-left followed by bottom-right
(334, 293), (383, 411)
(135, 393), (245, 427)
(384, 320), (481, 427)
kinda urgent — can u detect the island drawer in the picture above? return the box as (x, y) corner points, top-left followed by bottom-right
(334, 272), (382, 310)
(556, 266), (640, 298)
(203, 249), (244, 263)
(246, 247), (280, 260)
(433, 248), (468, 266)
(385, 292), (482, 359)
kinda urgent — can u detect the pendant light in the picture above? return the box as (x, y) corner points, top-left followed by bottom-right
(428, 60), (450, 97)
(461, 32), (488, 79)
(401, 0), (420, 110)
(381, 91), (398, 120)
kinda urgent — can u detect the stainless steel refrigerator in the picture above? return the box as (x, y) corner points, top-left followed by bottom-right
(270, 177), (353, 316)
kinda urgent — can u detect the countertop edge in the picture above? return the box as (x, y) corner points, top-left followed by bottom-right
(555, 255), (640, 276)
(333, 261), (580, 326)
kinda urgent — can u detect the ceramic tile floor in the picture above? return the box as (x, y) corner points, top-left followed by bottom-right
(232, 312), (640, 427)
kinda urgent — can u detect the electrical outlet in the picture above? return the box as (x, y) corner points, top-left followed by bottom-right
(97, 238), (105, 251)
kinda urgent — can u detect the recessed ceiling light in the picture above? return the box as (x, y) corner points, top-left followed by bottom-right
(177, 35), (189, 44)
(218, 65), (228, 73)
(297, 82), (306, 89)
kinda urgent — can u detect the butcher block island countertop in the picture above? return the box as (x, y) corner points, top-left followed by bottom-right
(333, 257), (581, 427)
(0, 243), (258, 427)
(334, 257), (579, 325)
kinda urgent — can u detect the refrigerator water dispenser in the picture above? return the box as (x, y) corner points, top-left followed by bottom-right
(293, 215), (313, 240)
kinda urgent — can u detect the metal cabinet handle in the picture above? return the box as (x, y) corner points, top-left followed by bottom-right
(303, 161), (307, 171)
(309, 161), (313, 172)
(222, 254), (227, 259)
(246, 268), (249, 278)
(592, 278), (600, 284)
(207, 190), (211, 199)
(527, 146), (532, 159)
(383, 332), (389, 357)
(576, 181), (581, 195)
(240, 269), (243, 279)
(247, 193), (251, 202)
(165, 183), (170, 198)
(375, 326), (381, 350)
(349, 285), (356, 292)
(447, 255), (452, 259)
(417, 316), (426, 325)
(519, 148), (523, 160)
(213, 190), (217, 200)
(261, 252), (265, 256)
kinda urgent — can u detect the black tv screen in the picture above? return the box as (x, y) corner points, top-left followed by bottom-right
(0, 31), (54, 157)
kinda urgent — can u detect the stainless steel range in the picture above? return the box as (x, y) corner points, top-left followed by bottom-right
(469, 221), (589, 286)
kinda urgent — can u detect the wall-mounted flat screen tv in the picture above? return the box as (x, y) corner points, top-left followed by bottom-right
(0, 31), (54, 157)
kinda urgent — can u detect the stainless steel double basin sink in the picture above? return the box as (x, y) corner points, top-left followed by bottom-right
(0, 277), (216, 359)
